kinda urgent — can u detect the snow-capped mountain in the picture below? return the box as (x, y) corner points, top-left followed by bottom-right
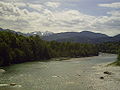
(27, 31), (54, 36)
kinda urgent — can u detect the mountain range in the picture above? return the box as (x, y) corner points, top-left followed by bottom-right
(0, 27), (120, 43)
(0, 28), (53, 37)
(27, 31), (54, 36)
(42, 31), (120, 43)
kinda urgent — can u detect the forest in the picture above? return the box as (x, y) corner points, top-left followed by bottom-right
(98, 42), (120, 54)
(0, 30), (99, 66)
(98, 42), (120, 66)
(0, 30), (120, 66)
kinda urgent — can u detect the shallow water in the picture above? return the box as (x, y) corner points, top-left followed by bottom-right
(0, 54), (118, 90)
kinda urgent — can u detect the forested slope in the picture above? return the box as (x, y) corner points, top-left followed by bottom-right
(0, 30), (99, 66)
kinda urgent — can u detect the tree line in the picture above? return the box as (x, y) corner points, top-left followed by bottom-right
(118, 50), (120, 61)
(0, 30), (99, 66)
(97, 42), (120, 54)
(98, 42), (120, 66)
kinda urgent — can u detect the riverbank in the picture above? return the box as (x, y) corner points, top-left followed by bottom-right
(109, 61), (120, 66)
(89, 62), (120, 90)
(0, 69), (5, 73)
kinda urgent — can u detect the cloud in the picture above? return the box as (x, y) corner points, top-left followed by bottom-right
(99, 2), (120, 8)
(52, 10), (96, 28)
(90, 10), (120, 35)
(96, 2), (120, 33)
(14, 2), (27, 7)
(27, 3), (44, 11)
(0, 1), (120, 36)
(107, 11), (120, 16)
(45, 2), (61, 8)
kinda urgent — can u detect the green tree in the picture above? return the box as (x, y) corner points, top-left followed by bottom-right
(0, 42), (11, 66)
(0, 29), (100, 66)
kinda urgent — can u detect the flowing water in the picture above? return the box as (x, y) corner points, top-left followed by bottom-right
(0, 54), (119, 90)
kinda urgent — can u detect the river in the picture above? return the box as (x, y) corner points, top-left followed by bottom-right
(0, 54), (120, 90)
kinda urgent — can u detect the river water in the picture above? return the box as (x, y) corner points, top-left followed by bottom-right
(0, 54), (119, 90)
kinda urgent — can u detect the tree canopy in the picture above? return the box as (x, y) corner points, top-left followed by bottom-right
(0, 30), (99, 66)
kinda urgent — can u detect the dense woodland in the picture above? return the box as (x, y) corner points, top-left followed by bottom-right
(98, 42), (120, 54)
(0, 30), (99, 66)
(0, 30), (120, 66)
(98, 42), (120, 66)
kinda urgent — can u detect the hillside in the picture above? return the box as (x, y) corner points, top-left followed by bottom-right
(43, 31), (120, 43)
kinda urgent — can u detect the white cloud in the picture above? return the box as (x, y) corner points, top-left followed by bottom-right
(99, 2), (120, 8)
(0, 2), (28, 21)
(96, 2), (120, 32)
(14, 2), (27, 7)
(45, 2), (61, 8)
(107, 11), (120, 16)
(27, 3), (44, 11)
(0, 1), (120, 36)
(90, 11), (120, 35)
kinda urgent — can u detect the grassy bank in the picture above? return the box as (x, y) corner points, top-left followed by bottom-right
(109, 51), (120, 66)
(109, 61), (120, 66)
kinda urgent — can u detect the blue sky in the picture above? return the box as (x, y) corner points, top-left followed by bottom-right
(0, 0), (120, 36)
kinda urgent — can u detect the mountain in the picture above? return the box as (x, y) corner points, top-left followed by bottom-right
(43, 31), (120, 43)
(27, 31), (54, 36)
(0, 27), (119, 43)
(0, 27), (25, 35)
(43, 31), (108, 41)
(0, 28), (54, 37)
(112, 34), (120, 41)
(74, 31), (108, 38)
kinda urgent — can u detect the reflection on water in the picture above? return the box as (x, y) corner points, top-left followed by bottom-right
(0, 54), (117, 90)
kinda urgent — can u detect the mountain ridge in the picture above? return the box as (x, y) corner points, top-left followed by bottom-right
(0, 27), (120, 43)
(42, 31), (120, 43)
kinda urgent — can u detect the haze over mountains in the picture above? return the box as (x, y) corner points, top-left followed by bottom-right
(0, 27), (120, 44)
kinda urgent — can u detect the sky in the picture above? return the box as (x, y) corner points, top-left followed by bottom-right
(0, 0), (120, 36)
